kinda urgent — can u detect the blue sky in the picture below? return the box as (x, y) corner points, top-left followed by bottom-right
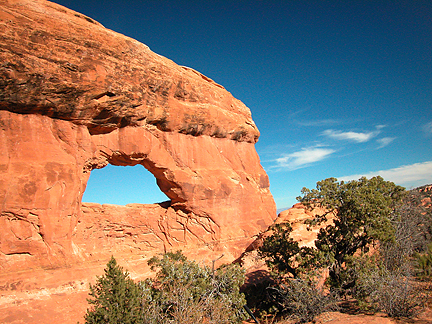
(52, 0), (432, 210)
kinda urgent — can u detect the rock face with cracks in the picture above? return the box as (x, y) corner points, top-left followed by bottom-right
(0, 1), (275, 322)
(0, 0), (275, 269)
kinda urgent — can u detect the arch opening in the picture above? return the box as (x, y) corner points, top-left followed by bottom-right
(82, 164), (170, 205)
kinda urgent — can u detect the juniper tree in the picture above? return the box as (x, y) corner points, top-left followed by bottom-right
(84, 256), (142, 324)
(297, 176), (405, 290)
(258, 222), (316, 279)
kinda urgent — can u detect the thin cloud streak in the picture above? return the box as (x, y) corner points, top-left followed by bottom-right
(339, 161), (432, 188)
(322, 128), (380, 143)
(376, 137), (395, 149)
(423, 121), (432, 135)
(275, 147), (336, 171)
(296, 119), (341, 127)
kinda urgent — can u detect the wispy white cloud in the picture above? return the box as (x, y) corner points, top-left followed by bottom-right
(423, 121), (432, 135)
(289, 108), (310, 119)
(322, 127), (382, 143)
(296, 119), (341, 127)
(376, 137), (395, 149)
(275, 147), (336, 171)
(339, 161), (432, 188)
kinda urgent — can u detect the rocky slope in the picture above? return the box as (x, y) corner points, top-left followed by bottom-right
(0, 0), (276, 322)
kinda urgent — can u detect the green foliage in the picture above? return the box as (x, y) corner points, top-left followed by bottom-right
(258, 222), (335, 322)
(259, 223), (300, 277)
(297, 176), (405, 290)
(84, 252), (247, 324)
(84, 256), (142, 324)
(259, 222), (318, 280)
(148, 251), (209, 301)
(255, 176), (419, 321)
(261, 177), (405, 291)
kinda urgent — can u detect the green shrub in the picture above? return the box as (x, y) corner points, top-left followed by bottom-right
(258, 222), (301, 278)
(298, 176), (405, 291)
(84, 252), (247, 324)
(255, 177), (432, 321)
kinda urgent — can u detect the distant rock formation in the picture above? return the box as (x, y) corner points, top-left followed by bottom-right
(0, 1), (275, 322)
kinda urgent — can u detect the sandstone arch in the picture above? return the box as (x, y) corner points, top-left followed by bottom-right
(0, 109), (275, 271)
(0, 0), (276, 273)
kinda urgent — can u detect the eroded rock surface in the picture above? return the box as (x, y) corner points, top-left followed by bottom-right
(0, 1), (275, 322)
(0, 0), (259, 142)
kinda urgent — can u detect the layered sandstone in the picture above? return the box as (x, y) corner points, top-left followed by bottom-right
(0, 1), (275, 322)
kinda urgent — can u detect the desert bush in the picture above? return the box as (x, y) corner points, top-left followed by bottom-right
(355, 265), (427, 318)
(145, 251), (247, 323)
(375, 274), (427, 318)
(415, 242), (432, 280)
(256, 177), (432, 320)
(401, 186), (432, 252)
(381, 191), (432, 273)
(259, 222), (303, 278)
(298, 176), (405, 291)
(137, 279), (165, 324)
(268, 278), (338, 323)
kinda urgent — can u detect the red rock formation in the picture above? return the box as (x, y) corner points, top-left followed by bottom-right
(0, 1), (276, 322)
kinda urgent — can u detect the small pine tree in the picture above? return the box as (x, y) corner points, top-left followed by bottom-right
(84, 256), (142, 324)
